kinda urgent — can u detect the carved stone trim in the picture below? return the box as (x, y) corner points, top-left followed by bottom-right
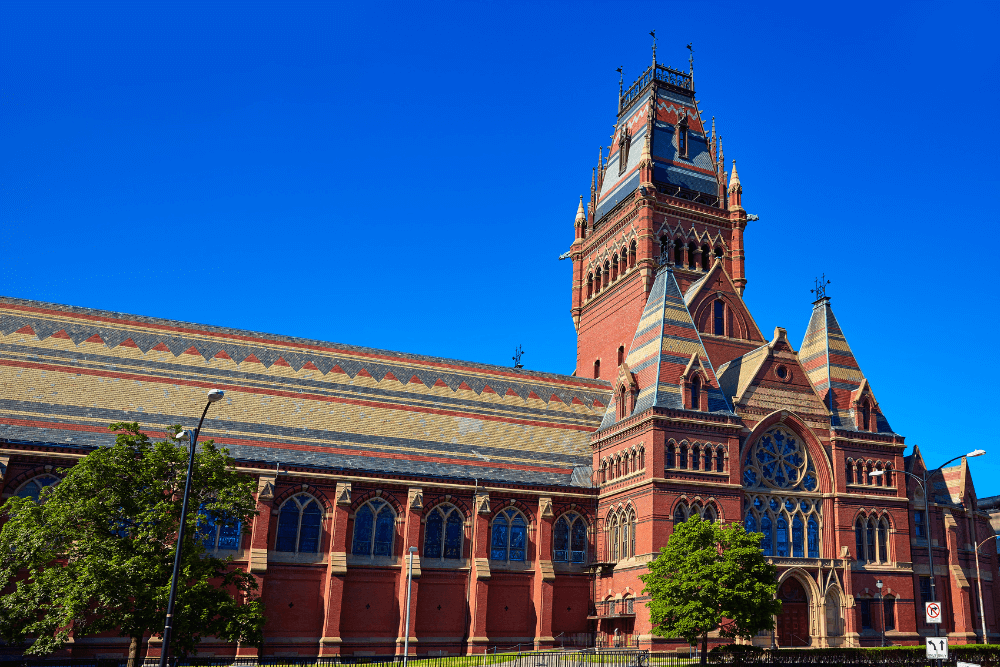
(475, 492), (490, 515)
(329, 551), (347, 575)
(408, 488), (424, 511)
(539, 497), (554, 519)
(256, 474), (276, 501)
(538, 559), (556, 581)
(336, 482), (352, 506)
(249, 548), (268, 574)
(474, 557), (491, 580)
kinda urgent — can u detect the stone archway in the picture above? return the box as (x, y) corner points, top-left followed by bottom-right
(777, 578), (810, 647)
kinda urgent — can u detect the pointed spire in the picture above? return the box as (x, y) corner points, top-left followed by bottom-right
(730, 160), (740, 187)
(575, 195), (586, 224)
(728, 159), (743, 210)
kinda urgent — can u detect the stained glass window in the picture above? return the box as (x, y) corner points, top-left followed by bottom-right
(807, 516), (819, 557)
(277, 494), (323, 554)
(445, 511), (463, 559)
(198, 507), (241, 552)
(352, 498), (395, 557)
(855, 519), (865, 561)
(792, 515), (804, 558)
(879, 519), (889, 563)
(15, 474), (59, 501)
(424, 509), (443, 559)
(866, 519), (876, 564)
(424, 504), (464, 561)
(554, 512), (588, 563)
(491, 508), (527, 562)
(761, 515), (773, 557)
(373, 506), (394, 556)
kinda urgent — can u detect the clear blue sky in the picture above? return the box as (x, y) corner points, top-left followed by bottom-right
(2, 2), (998, 492)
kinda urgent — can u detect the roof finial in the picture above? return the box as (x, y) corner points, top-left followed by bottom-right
(650, 30), (656, 69)
(810, 274), (831, 301)
(616, 66), (623, 98)
(730, 159), (740, 187)
(686, 43), (694, 90)
(576, 195), (586, 224)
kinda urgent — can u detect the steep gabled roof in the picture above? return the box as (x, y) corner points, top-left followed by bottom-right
(799, 296), (894, 434)
(600, 268), (733, 429)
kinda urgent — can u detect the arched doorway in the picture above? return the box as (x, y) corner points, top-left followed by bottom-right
(777, 578), (810, 647)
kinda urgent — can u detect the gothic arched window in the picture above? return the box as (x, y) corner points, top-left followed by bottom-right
(792, 515), (804, 558)
(807, 516), (820, 557)
(701, 244), (711, 271)
(704, 447), (713, 471)
(629, 241), (637, 268)
(860, 400), (871, 431)
(490, 508), (527, 562)
(553, 512), (588, 563)
(879, 517), (890, 563)
(691, 445), (700, 470)
(855, 518), (865, 561)
(715, 446), (725, 472)
(612, 254), (619, 281)
(424, 503), (464, 561)
(198, 508), (241, 552)
(674, 239), (684, 266)
(587, 273), (593, 298)
(690, 375), (702, 411)
(352, 498), (396, 557)
(666, 443), (676, 469)
(713, 300), (725, 336)
(679, 443), (688, 469)
(276, 493), (323, 554)
(15, 474), (59, 501)
(673, 504), (686, 525)
(866, 518), (877, 563)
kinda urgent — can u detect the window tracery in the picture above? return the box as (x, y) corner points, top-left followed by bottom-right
(424, 503), (463, 561)
(352, 498), (396, 557)
(276, 493), (323, 554)
(553, 512), (587, 563)
(742, 426), (817, 492)
(15, 474), (59, 501)
(490, 508), (527, 562)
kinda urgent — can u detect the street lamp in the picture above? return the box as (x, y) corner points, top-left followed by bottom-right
(403, 545), (418, 667)
(975, 535), (998, 644)
(157, 388), (226, 667)
(876, 579), (885, 647)
(869, 448), (985, 660)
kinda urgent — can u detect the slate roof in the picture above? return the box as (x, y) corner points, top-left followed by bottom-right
(0, 297), (611, 488)
(799, 297), (894, 434)
(599, 268), (733, 429)
(596, 81), (718, 221)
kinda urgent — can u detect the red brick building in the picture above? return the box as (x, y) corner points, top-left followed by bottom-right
(0, 54), (996, 658)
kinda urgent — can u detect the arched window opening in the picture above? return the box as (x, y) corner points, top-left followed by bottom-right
(620, 512), (632, 559)
(713, 300), (725, 336)
(277, 494), (323, 554)
(630, 450), (637, 474)
(846, 460), (854, 484)
(490, 508), (527, 562)
(553, 512), (588, 563)
(873, 463), (883, 487)
(674, 239), (684, 266)
(885, 465), (894, 486)
(866, 518), (877, 563)
(855, 518), (865, 561)
(691, 445), (700, 471)
(617, 345), (625, 366)
(704, 505), (717, 522)
(714, 246), (724, 259)
(690, 503), (702, 519)
(673, 504), (687, 525)
(679, 444), (688, 469)
(700, 244), (711, 271)
(352, 498), (395, 557)
(715, 447), (725, 472)
(807, 516), (820, 557)
(856, 462), (865, 485)
(594, 268), (602, 293)
(745, 512), (757, 534)
(666, 443), (676, 469)
(587, 273), (594, 298)
(608, 512), (620, 561)
(638, 446), (645, 470)
(593, 359), (601, 379)
(860, 400), (871, 431)
(690, 375), (702, 411)
(792, 515), (804, 558)
(687, 242), (698, 270)
(878, 518), (889, 563)
(617, 385), (627, 420)
(15, 474), (59, 501)
(424, 504), (464, 561)
(826, 591), (843, 637)
(776, 515), (789, 557)
(629, 509), (637, 557)
(611, 254), (619, 281)
(883, 597), (896, 631)
(704, 447), (713, 471)
(619, 252), (627, 276)
(629, 241), (637, 268)
(603, 261), (611, 288)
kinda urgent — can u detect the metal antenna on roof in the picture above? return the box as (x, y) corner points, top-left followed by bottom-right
(512, 344), (524, 369)
(810, 274), (832, 300)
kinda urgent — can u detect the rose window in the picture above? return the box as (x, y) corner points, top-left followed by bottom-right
(742, 426), (818, 492)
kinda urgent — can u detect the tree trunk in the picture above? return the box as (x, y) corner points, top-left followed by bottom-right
(700, 631), (708, 666)
(127, 636), (141, 667)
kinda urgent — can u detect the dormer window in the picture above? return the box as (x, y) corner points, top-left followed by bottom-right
(860, 400), (871, 431)
(676, 114), (689, 158)
(690, 375), (701, 411)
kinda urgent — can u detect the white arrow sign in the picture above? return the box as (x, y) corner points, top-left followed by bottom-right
(926, 601), (942, 624)
(927, 637), (948, 660)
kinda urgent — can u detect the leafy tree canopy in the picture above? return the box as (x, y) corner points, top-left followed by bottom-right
(640, 516), (781, 664)
(0, 422), (265, 661)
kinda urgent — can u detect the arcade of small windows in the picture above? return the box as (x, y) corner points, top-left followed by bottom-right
(553, 512), (588, 563)
(423, 503), (464, 561)
(845, 459), (894, 487)
(605, 505), (637, 562)
(599, 445), (646, 483)
(658, 236), (724, 273)
(854, 513), (892, 564)
(742, 426), (823, 558)
(673, 500), (718, 524)
(15, 474), (59, 501)
(352, 498), (396, 557)
(276, 493), (324, 554)
(491, 508), (528, 563)
(665, 440), (726, 473)
(586, 241), (638, 300)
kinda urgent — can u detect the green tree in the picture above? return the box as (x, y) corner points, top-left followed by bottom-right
(0, 422), (265, 665)
(640, 516), (781, 665)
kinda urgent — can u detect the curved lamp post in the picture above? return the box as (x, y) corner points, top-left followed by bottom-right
(870, 448), (984, 659)
(975, 535), (998, 644)
(158, 388), (225, 667)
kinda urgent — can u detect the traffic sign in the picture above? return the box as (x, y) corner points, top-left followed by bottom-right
(926, 601), (943, 624)
(927, 637), (948, 660)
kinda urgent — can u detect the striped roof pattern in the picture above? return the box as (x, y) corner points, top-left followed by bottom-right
(599, 269), (732, 429)
(799, 297), (893, 433)
(0, 297), (610, 487)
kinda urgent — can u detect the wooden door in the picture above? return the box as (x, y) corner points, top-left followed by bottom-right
(777, 578), (810, 647)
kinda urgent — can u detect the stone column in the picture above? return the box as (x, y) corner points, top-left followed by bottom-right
(840, 549), (859, 647)
(533, 497), (556, 650)
(466, 491), (491, 654)
(396, 488), (424, 656)
(681, 243), (690, 270)
(319, 482), (352, 658)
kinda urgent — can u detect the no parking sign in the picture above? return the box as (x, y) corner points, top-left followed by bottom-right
(926, 601), (943, 624)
